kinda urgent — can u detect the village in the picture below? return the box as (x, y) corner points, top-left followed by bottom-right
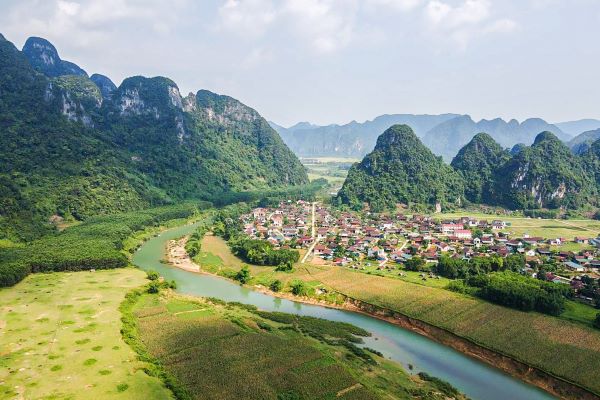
(241, 200), (600, 300)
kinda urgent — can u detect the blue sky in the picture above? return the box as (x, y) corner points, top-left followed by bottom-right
(1, 0), (599, 126)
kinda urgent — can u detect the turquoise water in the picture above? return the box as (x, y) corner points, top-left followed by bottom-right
(133, 223), (556, 400)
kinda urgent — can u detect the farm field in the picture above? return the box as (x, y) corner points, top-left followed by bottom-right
(435, 211), (600, 241)
(308, 267), (600, 396)
(131, 291), (465, 400)
(0, 268), (172, 400)
(192, 235), (600, 396)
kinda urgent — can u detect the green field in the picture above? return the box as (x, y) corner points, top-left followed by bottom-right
(0, 269), (172, 399)
(130, 291), (465, 400)
(435, 211), (600, 241)
(194, 234), (600, 396)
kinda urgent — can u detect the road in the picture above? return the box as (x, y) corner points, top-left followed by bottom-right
(301, 202), (318, 264)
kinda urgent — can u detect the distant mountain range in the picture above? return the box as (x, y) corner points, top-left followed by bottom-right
(338, 125), (600, 211)
(273, 115), (600, 161)
(270, 114), (459, 158)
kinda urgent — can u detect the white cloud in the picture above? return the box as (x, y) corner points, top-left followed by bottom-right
(484, 18), (517, 34)
(218, 0), (277, 38)
(366, 0), (424, 12)
(424, 0), (516, 48)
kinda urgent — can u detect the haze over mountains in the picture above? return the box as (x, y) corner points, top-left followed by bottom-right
(273, 115), (600, 161)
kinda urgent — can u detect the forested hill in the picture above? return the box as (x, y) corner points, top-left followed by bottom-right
(336, 125), (464, 211)
(338, 126), (600, 212)
(0, 34), (307, 241)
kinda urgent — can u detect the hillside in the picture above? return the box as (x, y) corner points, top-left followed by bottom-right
(337, 125), (464, 211)
(495, 132), (595, 209)
(0, 34), (307, 240)
(450, 133), (510, 204)
(273, 114), (459, 157)
(567, 128), (600, 154)
(422, 115), (569, 161)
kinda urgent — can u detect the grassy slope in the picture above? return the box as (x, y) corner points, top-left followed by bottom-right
(132, 292), (463, 400)
(196, 235), (600, 396)
(0, 269), (172, 400)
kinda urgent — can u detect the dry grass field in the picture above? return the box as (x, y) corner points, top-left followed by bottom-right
(0, 269), (172, 400)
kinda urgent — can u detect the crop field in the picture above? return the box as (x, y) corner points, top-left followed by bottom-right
(436, 211), (600, 241)
(188, 232), (600, 395)
(132, 292), (463, 400)
(0, 269), (172, 400)
(307, 267), (600, 396)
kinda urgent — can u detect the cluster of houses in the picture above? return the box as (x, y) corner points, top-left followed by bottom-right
(240, 202), (600, 291)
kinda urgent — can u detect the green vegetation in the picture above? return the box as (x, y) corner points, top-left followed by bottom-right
(0, 269), (172, 399)
(496, 132), (596, 209)
(469, 271), (570, 315)
(128, 290), (466, 399)
(0, 34), (308, 241)
(450, 132), (510, 204)
(337, 125), (464, 211)
(0, 203), (198, 287)
(338, 124), (600, 212)
(230, 238), (300, 266)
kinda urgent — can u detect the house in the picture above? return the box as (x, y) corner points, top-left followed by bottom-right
(574, 237), (589, 244)
(441, 223), (463, 234)
(270, 213), (283, 227)
(564, 261), (585, 272)
(454, 229), (472, 240)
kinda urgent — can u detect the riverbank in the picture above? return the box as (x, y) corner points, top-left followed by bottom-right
(165, 235), (599, 400)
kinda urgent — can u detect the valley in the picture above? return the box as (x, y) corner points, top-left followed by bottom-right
(2, 12), (600, 400)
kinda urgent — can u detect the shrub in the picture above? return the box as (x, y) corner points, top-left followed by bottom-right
(235, 265), (251, 284)
(146, 270), (159, 281)
(594, 313), (600, 330)
(270, 279), (283, 292)
(290, 280), (307, 296)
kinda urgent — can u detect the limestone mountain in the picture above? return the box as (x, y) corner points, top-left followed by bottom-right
(556, 119), (600, 137)
(567, 129), (600, 154)
(0, 34), (307, 240)
(450, 133), (510, 204)
(422, 116), (569, 161)
(495, 132), (595, 209)
(22, 36), (87, 77)
(337, 125), (464, 211)
(90, 73), (117, 99)
(273, 114), (460, 157)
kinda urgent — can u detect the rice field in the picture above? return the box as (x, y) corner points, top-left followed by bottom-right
(0, 269), (172, 400)
(309, 267), (600, 396)
(132, 293), (465, 400)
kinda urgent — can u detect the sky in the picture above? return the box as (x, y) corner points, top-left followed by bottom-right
(1, 0), (599, 127)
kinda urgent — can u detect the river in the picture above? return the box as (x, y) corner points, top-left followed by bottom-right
(133, 222), (557, 400)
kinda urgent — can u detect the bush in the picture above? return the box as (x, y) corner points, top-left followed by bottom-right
(594, 313), (600, 330)
(147, 281), (161, 294)
(146, 270), (159, 281)
(235, 265), (251, 284)
(404, 257), (426, 271)
(270, 279), (283, 292)
(290, 280), (307, 296)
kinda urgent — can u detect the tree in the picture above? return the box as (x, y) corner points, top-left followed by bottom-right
(235, 265), (251, 284)
(270, 279), (283, 292)
(290, 280), (307, 296)
(405, 256), (426, 272)
(594, 313), (600, 330)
